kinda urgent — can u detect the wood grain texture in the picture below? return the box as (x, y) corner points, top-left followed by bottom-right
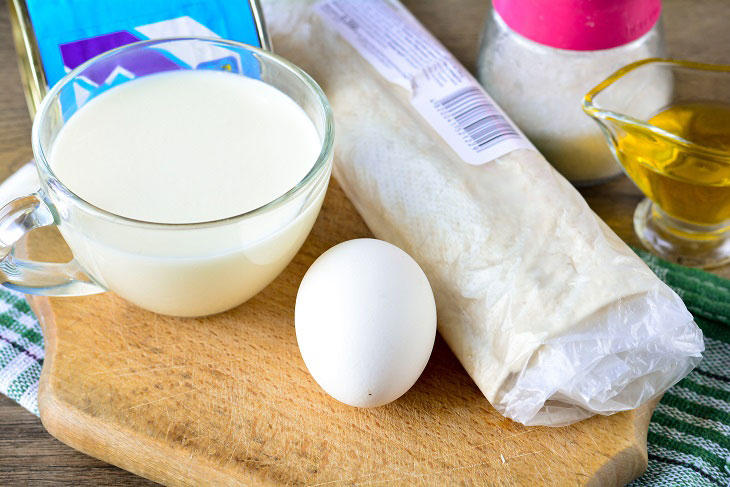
(0, 396), (157, 486)
(0, 0), (728, 485)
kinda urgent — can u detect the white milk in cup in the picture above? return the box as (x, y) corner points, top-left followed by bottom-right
(0, 38), (333, 316)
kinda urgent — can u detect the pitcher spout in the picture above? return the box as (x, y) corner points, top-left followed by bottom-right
(583, 58), (730, 268)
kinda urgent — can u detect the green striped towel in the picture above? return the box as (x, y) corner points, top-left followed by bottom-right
(628, 250), (730, 487)
(0, 287), (43, 415)
(1, 253), (728, 485)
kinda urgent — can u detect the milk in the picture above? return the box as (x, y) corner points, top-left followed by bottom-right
(48, 70), (329, 316)
(52, 70), (321, 223)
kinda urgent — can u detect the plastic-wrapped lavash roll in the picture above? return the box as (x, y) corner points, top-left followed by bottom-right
(263, 0), (705, 426)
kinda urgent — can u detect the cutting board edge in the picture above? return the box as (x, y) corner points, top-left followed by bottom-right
(588, 397), (658, 486)
(32, 294), (272, 487)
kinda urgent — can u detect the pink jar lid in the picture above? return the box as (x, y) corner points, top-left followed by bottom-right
(493, 0), (662, 51)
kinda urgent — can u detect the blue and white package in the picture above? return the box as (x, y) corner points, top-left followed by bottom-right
(25, 0), (268, 88)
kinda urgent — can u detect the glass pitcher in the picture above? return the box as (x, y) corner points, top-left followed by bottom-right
(583, 58), (730, 268)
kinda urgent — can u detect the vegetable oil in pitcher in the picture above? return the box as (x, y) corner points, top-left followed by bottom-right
(617, 102), (730, 227)
(584, 59), (730, 267)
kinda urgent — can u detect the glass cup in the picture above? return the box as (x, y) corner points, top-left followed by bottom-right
(583, 58), (730, 268)
(0, 38), (334, 316)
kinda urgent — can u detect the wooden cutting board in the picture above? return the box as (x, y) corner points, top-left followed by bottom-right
(22, 178), (658, 487)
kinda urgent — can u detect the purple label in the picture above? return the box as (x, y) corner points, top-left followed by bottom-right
(59, 31), (179, 85)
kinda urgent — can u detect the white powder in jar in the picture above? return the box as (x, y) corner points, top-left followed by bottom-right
(477, 9), (666, 185)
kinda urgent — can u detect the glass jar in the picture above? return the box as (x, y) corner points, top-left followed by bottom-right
(476, 0), (665, 186)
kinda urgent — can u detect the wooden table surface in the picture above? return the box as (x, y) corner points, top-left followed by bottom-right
(0, 0), (728, 485)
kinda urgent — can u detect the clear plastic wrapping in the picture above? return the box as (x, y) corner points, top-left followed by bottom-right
(264, 0), (704, 426)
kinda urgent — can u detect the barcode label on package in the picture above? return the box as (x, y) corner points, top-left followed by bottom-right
(315, 0), (534, 165)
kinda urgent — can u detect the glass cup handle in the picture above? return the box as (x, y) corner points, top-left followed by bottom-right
(0, 193), (104, 296)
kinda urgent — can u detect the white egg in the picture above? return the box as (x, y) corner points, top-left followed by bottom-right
(295, 238), (437, 407)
